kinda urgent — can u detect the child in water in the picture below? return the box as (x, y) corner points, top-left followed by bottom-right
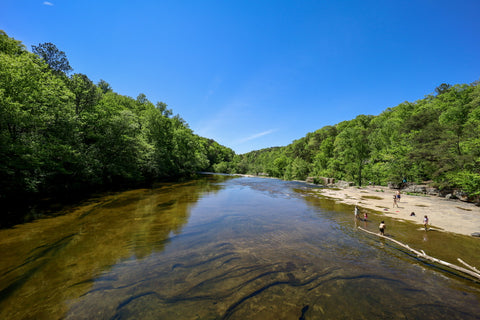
(423, 215), (429, 231)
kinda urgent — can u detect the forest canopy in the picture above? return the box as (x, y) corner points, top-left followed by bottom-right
(0, 31), (234, 210)
(218, 81), (480, 196)
(2, 30), (480, 225)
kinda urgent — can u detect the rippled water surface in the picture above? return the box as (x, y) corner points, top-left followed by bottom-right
(1, 174), (479, 319)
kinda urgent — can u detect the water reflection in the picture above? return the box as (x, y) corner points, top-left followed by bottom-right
(1, 175), (479, 320)
(0, 175), (229, 320)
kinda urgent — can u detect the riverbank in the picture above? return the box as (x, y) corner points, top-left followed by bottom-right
(315, 185), (480, 237)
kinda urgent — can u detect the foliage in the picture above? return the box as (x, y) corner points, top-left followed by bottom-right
(2, 29), (480, 223)
(0, 32), (234, 214)
(31, 42), (73, 75)
(0, 30), (25, 55)
(446, 170), (480, 196)
(229, 79), (480, 196)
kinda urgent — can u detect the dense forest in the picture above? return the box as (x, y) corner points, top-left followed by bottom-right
(2, 30), (479, 225)
(217, 82), (480, 196)
(0, 31), (234, 224)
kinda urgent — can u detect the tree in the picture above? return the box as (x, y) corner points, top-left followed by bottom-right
(145, 107), (176, 177)
(289, 157), (310, 180)
(95, 110), (146, 184)
(435, 83), (452, 96)
(0, 30), (26, 55)
(156, 102), (172, 117)
(334, 115), (372, 186)
(438, 84), (473, 157)
(97, 79), (112, 94)
(69, 73), (100, 115)
(271, 155), (289, 178)
(31, 42), (73, 74)
(1, 32), (238, 223)
(311, 136), (335, 176)
(0, 46), (76, 197)
(201, 138), (235, 171)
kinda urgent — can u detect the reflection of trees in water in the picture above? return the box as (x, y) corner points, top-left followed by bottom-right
(0, 175), (228, 320)
(2, 174), (480, 320)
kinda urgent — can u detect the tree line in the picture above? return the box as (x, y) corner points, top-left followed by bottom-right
(0, 31), (234, 222)
(2, 29), (479, 225)
(217, 81), (480, 197)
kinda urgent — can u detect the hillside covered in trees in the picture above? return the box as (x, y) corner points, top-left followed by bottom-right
(217, 81), (480, 197)
(2, 30), (479, 225)
(0, 31), (234, 222)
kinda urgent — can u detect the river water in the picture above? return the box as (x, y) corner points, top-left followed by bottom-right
(1, 174), (479, 319)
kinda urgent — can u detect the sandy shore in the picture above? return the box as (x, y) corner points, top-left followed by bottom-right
(315, 185), (480, 237)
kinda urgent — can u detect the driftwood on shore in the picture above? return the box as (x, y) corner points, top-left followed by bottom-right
(357, 226), (480, 281)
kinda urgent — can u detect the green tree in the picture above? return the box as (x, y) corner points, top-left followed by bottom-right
(0, 30), (26, 55)
(202, 138), (235, 171)
(288, 157), (309, 180)
(270, 155), (289, 178)
(435, 83), (452, 96)
(438, 85), (473, 157)
(0, 44), (76, 196)
(311, 136), (335, 177)
(69, 73), (101, 115)
(0, 31), (237, 225)
(171, 122), (209, 176)
(334, 115), (372, 186)
(95, 110), (146, 184)
(145, 107), (176, 177)
(156, 101), (173, 117)
(97, 79), (112, 94)
(31, 42), (73, 74)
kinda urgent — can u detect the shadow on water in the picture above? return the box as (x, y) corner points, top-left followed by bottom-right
(1, 174), (479, 320)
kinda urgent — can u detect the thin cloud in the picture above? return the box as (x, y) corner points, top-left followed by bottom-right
(237, 129), (276, 143)
(195, 101), (248, 137)
(43, 1), (54, 6)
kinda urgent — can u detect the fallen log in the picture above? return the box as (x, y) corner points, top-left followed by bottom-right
(357, 226), (480, 281)
(458, 258), (480, 274)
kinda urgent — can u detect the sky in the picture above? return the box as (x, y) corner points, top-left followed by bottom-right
(1, 0), (480, 154)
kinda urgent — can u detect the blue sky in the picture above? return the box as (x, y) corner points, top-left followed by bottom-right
(2, 0), (480, 154)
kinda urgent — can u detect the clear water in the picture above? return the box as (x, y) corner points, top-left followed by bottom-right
(1, 174), (479, 319)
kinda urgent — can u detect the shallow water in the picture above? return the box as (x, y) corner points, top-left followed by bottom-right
(0, 174), (479, 319)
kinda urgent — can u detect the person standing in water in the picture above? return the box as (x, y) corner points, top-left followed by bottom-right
(423, 215), (429, 231)
(379, 221), (386, 236)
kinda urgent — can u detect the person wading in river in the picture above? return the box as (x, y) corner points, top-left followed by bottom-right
(423, 215), (429, 231)
(379, 221), (386, 236)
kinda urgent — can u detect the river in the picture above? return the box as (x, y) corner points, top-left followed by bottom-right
(1, 174), (479, 319)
